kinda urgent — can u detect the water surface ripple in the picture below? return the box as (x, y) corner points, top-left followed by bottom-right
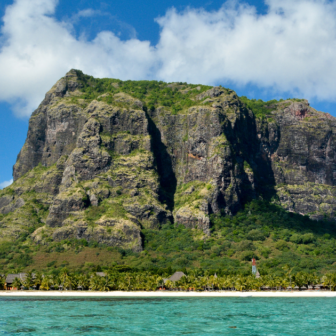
(0, 297), (335, 335)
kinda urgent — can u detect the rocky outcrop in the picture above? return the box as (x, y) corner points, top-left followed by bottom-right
(65, 118), (111, 181)
(149, 89), (273, 232)
(46, 187), (88, 227)
(0, 195), (13, 210)
(13, 70), (87, 180)
(51, 218), (142, 252)
(2, 70), (336, 251)
(254, 100), (336, 219)
(0, 197), (25, 215)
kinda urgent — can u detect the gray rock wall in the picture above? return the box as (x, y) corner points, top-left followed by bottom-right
(5, 70), (336, 250)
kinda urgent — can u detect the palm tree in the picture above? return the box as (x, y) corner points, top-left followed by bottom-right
(107, 274), (118, 290)
(22, 272), (33, 289)
(282, 265), (294, 288)
(59, 268), (69, 280)
(145, 276), (158, 291)
(292, 272), (307, 290)
(0, 275), (5, 290)
(200, 276), (208, 291)
(90, 274), (101, 291)
(187, 275), (197, 291)
(176, 276), (189, 291)
(322, 273), (336, 291)
(264, 275), (275, 290)
(77, 274), (89, 290)
(227, 276), (236, 291)
(156, 275), (164, 290)
(306, 272), (319, 289)
(124, 273), (133, 291)
(34, 272), (43, 290)
(280, 278), (290, 290)
(63, 274), (74, 290)
(12, 277), (21, 290)
(49, 274), (61, 290)
(133, 274), (144, 291)
(98, 276), (110, 291)
(247, 276), (260, 291)
(165, 280), (173, 291)
(40, 276), (51, 290)
(193, 279), (203, 291)
(234, 277), (247, 292)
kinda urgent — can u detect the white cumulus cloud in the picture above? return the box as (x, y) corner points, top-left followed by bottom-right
(0, 0), (156, 116)
(0, 179), (13, 189)
(155, 0), (336, 99)
(1, 0), (336, 117)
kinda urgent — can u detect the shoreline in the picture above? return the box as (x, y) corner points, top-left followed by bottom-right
(0, 291), (335, 297)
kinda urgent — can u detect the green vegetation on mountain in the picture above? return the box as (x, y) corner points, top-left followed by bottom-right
(74, 71), (213, 114)
(2, 69), (336, 278)
(239, 96), (279, 117)
(239, 96), (307, 118)
(1, 200), (336, 276)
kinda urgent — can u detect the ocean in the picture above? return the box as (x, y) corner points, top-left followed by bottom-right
(0, 297), (335, 335)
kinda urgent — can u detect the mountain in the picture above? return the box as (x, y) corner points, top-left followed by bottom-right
(1, 69), (336, 274)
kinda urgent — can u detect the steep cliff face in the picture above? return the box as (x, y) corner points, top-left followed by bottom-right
(148, 87), (275, 234)
(1, 70), (336, 251)
(264, 101), (336, 219)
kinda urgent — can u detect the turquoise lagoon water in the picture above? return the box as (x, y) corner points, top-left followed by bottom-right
(0, 297), (335, 335)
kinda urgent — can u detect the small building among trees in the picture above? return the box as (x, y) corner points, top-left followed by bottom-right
(5, 273), (27, 290)
(164, 271), (186, 283)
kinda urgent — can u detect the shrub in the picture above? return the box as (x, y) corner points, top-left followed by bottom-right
(279, 229), (292, 242)
(79, 238), (88, 247)
(173, 257), (191, 268)
(246, 229), (265, 241)
(259, 247), (271, 258)
(290, 234), (302, 244)
(240, 251), (255, 261)
(302, 233), (315, 244)
(275, 240), (288, 251)
(240, 96), (279, 118)
(236, 240), (255, 251)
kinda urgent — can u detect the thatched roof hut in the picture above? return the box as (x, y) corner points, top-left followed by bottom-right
(164, 272), (186, 283)
(5, 273), (27, 285)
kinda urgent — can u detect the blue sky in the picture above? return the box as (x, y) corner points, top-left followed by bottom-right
(1, 0), (336, 187)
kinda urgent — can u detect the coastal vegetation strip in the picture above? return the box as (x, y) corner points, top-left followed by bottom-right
(1, 291), (336, 297)
(2, 268), (336, 292)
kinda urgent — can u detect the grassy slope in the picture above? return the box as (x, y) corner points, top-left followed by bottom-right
(1, 201), (335, 276)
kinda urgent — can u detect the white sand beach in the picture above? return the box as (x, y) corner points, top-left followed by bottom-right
(0, 291), (335, 297)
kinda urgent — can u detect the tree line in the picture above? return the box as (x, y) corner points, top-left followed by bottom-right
(1, 267), (336, 291)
